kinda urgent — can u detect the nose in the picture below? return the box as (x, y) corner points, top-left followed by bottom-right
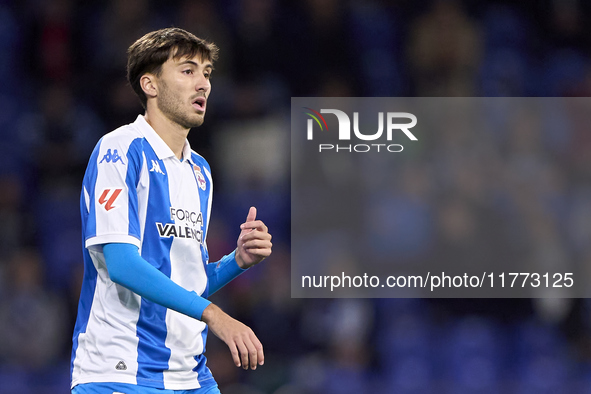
(196, 73), (210, 93)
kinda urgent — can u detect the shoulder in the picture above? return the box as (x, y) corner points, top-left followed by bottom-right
(100, 122), (145, 150)
(94, 121), (148, 162)
(87, 120), (148, 173)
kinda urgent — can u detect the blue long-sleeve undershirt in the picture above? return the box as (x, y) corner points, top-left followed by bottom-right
(103, 243), (247, 320)
(206, 250), (247, 295)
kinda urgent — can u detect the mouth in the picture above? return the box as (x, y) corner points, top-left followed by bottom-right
(192, 97), (206, 112)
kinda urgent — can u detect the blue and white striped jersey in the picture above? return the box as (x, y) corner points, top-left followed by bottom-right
(71, 115), (216, 390)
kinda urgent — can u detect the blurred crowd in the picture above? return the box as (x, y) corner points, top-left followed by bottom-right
(0, 0), (591, 392)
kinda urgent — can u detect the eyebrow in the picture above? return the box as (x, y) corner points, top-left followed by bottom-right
(178, 60), (215, 70)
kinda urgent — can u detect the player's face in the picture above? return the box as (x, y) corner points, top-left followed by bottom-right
(156, 54), (212, 129)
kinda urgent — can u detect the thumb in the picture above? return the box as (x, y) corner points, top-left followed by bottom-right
(246, 206), (257, 222)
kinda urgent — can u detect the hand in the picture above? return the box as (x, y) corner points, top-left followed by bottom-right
(235, 206), (272, 269)
(201, 303), (264, 370)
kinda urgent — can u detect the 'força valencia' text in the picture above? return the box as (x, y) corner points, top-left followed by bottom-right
(156, 222), (203, 243)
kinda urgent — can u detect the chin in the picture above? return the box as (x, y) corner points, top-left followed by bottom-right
(181, 113), (204, 128)
(189, 117), (204, 128)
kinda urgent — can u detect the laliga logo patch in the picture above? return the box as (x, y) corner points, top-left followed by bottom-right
(193, 165), (207, 191)
(98, 188), (122, 211)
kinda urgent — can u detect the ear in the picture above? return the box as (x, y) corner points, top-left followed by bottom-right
(140, 74), (158, 100)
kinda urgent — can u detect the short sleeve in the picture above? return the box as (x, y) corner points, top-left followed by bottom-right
(82, 131), (144, 249)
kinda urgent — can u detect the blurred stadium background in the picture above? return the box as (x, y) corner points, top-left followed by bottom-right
(1, 0), (591, 392)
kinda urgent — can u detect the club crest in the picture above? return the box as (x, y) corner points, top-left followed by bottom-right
(193, 165), (207, 190)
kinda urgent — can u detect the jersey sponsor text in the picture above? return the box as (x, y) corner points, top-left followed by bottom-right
(156, 222), (203, 242)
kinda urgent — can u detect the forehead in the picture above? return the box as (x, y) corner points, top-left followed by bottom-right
(166, 53), (213, 69)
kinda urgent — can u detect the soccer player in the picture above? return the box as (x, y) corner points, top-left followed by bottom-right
(70, 28), (273, 394)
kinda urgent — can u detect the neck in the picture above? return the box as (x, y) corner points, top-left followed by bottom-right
(144, 105), (189, 160)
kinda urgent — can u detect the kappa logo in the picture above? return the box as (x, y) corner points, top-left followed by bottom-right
(115, 360), (127, 371)
(149, 159), (165, 175)
(98, 188), (123, 211)
(99, 149), (125, 164)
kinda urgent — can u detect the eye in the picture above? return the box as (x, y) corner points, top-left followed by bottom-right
(183, 69), (193, 75)
(204, 71), (212, 79)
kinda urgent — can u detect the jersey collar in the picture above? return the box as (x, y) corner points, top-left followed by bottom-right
(134, 115), (193, 162)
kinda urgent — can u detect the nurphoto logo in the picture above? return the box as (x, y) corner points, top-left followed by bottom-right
(303, 107), (418, 153)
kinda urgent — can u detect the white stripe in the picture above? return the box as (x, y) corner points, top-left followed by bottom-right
(84, 186), (90, 213)
(138, 153), (149, 252)
(94, 135), (131, 242)
(203, 167), (213, 242)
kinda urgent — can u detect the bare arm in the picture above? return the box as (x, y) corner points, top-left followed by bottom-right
(201, 303), (264, 370)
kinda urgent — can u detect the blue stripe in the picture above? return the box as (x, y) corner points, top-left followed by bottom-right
(71, 141), (103, 379)
(82, 138), (103, 241)
(126, 138), (144, 240)
(201, 246), (210, 298)
(193, 338), (214, 384)
(136, 146), (172, 388)
(70, 247), (99, 379)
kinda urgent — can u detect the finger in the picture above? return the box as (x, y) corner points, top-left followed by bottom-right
(246, 206), (257, 223)
(228, 342), (241, 368)
(242, 239), (273, 250)
(240, 220), (268, 232)
(236, 341), (250, 370)
(244, 338), (258, 370)
(250, 332), (264, 366)
(242, 248), (272, 258)
(240, 231), (272, 242)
